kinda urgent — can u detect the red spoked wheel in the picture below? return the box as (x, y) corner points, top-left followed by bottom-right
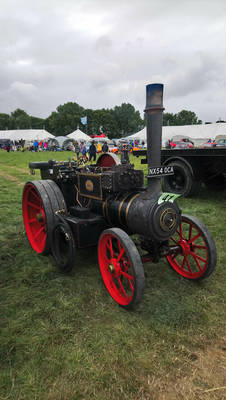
(22, 180), (66, 254)
(98, 228), (145, 309)
(167, 214), (217, 280)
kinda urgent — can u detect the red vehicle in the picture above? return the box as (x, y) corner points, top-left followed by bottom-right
(200, 140), (216, 148)
(170, 140), (191, 149)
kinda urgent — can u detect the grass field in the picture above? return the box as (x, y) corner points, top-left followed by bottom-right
(0, 150), (226, 400)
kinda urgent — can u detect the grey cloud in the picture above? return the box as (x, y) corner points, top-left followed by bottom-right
(0, 0), (226, 122)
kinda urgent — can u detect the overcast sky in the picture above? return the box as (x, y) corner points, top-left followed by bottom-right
(1, 0), (226, 123)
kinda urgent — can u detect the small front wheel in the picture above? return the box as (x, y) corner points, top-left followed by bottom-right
(98, 228), (145, 309)
(167, 214), (217, 280)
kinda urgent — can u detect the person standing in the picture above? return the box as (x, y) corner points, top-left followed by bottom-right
(6, 142), (11, 152)
(33, 140), (38, 152)
(102, 141), (109, 153)
(74, 141), (80, 159)
(89, 140), (97, 162)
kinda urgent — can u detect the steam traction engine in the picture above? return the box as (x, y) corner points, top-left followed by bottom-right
(22, 84), (217, 309)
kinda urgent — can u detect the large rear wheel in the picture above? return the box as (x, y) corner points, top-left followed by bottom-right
(22, 180), (67, 254)
(162, 161), (201, 197)
(98, 228), (145, 309)
(167, 214), (217, 280)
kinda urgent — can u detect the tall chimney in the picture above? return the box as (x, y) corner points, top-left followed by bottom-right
(145, 83), (164, 191)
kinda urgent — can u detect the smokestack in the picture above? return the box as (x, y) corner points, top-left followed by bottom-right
(144, 83), (164, 190)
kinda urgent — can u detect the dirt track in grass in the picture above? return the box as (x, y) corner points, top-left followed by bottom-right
(146, 338), (226, 400)
(0, 169), (24, 186)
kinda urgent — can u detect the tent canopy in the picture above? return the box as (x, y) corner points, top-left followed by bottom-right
(47, 136), (72, 149)
(67, 129), (90, 142)
(0, 129), (54, 141)
(125, 123), (226, 146)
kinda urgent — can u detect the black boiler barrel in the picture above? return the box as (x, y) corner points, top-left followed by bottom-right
(91, 191), (181, 242)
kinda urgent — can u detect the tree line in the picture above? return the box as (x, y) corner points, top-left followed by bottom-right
(0, 102), (212, 139)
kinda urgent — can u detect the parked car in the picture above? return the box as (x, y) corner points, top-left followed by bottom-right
(180, 138), (194, 148)
(214, 139), (226, 147)
(199, 140), (216, 148)
(170, 140), (192, 149)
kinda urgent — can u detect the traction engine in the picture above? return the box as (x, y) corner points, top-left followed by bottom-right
(22, 84), (217, 309)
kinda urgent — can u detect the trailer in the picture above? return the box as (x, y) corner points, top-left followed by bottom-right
(133, 147), (226, 196)
(22, 83), (217, 309)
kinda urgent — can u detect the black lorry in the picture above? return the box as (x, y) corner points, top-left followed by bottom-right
(133, 147), (226, 196)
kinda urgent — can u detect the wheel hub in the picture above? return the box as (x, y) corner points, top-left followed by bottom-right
(108, 259), (121, 276)
(180, 239), (191, 255)
(36, 210), (45, 223)
(108, 263), (115, 273)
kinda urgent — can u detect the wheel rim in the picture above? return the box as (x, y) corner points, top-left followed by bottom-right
(22, 183), (47, 253)
(99, 233), (135, 305)
(167, 217), (209, 278)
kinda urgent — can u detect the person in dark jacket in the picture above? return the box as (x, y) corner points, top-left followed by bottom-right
(89, 140), (97, 161)
(102, 141), (109, 153)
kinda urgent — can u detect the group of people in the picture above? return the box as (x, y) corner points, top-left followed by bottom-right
(0, 139), (26, 152)
(73, 140), (109, 162)
(130, 139), (140, 147)
(1, 139), (49, 152)
(31, 140), (48, 151)
(1, 138), (110, 161)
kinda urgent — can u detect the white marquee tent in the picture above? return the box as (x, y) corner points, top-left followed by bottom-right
(47, 136), (74, 149)
(67, 129), (91, 142)
(0, 129), (54, 141)
(125, 123), (226, 146)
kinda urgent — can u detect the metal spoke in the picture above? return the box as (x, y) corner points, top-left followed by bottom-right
(117, 247), (125, 262)
(181, 256), (186, 269)
(106, 238), (114, 258)
(190, 251), (206, 263)
(192, 244), (206, 250)
(184, 255), (193, 272)
(33, 226), (45, 239)
(31, 190), (41, 202)
(27, 201), (40, 210)
(117, 277), (127, 297)
(120, 270), (134, 281)
(179, 223), (183, 238)
(28, 218), (37, 224)
(103, 254), (111, 265)
(189, 232), (201, 243)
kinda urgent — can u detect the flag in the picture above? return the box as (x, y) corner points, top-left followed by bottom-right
(80, 116), (87, 125)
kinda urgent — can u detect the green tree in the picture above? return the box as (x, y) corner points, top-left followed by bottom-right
(163, 112), (177, 126)
(113, 103), (145, 137)
(10, 109), (31, 129)
(0, 113), (10, 130)
(30, 116), (45, 129)
(45, 102), (85, 136)
(176, 110), (202, 125)
(163, 110), (202, 126)
(87, 109), (118, 138)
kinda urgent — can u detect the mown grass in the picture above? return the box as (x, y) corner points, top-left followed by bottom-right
(0, 150), (226, 400)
